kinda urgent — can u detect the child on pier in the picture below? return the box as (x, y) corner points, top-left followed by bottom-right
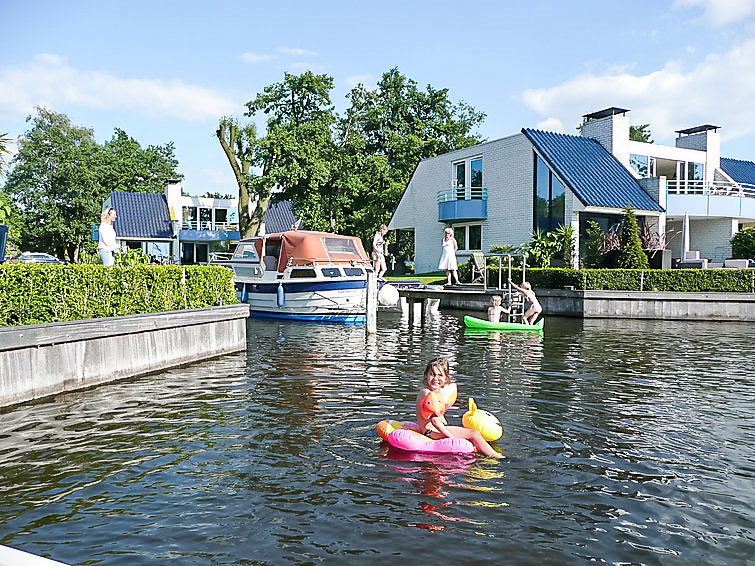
(416, 357), (502, 458)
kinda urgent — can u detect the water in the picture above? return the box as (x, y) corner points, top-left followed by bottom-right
(1, 313), (753, 565)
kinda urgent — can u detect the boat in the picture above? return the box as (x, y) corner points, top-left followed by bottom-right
(463, 315), (544, 332)
(215, 230), (373, 323)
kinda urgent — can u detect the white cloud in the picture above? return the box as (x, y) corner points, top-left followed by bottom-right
(0, 53), (238, 122)
(675, 0), (755, 26)
(277, 47), (318, 57)
(241, 52), (273, 64)
(534, 117), (565, 132)
(344, 74), (375, 89)
(520, 37), (755, 143)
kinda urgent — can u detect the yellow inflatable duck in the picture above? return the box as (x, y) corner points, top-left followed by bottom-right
(462, 397), (503, 441)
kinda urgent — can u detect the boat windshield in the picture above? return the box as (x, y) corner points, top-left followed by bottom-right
(323, 237), (361, 257)
(232, 243), (260, 261)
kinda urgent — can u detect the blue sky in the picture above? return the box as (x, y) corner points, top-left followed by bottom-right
(2, 0), (755, 195)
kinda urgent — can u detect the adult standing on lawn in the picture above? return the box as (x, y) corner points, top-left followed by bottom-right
(98, 207), (119, 266)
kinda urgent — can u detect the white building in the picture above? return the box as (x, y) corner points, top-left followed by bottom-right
(389, 107), (755, 272)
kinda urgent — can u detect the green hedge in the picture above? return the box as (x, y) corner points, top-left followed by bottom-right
(0, 264), (238, 327)
(459, 261), (755, 293)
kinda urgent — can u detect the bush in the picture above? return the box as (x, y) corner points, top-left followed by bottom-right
(731, 226), (755, 259)
(0, 264), (237, 327)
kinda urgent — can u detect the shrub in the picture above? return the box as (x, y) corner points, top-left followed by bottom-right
(582, 220), (603, 268)
(617, 204), (648, 269)
(731, 226), (755, 259)
(0, 264), (237, 327)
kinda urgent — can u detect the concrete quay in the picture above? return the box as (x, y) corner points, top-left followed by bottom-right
(0, 304), (249, 408)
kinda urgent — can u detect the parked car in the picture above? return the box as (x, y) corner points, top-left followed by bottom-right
(9, 252), (65, 264)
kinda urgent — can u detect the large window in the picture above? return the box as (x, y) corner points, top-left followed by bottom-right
(533, 154), (566, 233)
(451, 223), (482, 251)
(453, 156), (483, 199)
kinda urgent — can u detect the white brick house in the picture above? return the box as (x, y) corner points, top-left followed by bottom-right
(389, 107), (755, 272)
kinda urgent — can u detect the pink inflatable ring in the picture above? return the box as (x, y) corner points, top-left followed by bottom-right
(376, 420), (475, 454)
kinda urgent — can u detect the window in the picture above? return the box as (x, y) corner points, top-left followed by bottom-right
(533, 153), (566, 233)
(324, 237), (360, 256)
(183, 206), (197, 228)
(688, 162), (704, 181)
(470, 158), (482, 198)
(453, 157), (483, 200)
(454, 161), (466, 199)
(290, 268), (316, 278)
(215, 208), (228, 225)
(343, 267), (364, 276)
(321, 267), (342, 277)
(200, 207), (213, 229)
(233, 243), (259, 261)
(451, 223), (483, 251)
(630, 154), (649, 178)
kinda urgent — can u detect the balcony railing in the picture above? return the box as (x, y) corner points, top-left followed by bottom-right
(182, 221), (240, 231)
(666, 179), (755, 198)
(437, 187), (488, 222)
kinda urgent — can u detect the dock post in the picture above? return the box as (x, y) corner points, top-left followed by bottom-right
(420, 298), (426, 326)
(366, 270), (377, 334)
(408, 297), (415, 326)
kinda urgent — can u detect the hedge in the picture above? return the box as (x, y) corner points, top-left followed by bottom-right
(458, 261), (755, 293)
(0, 264), (238, 327)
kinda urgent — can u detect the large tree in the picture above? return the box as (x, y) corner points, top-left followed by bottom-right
(3, 107), (181, 261)
(0, 132), (12, 177)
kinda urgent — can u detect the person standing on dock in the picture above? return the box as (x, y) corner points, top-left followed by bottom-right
(372, 224), (388, 280)
(98, 207), (119, 267)
(438, 227), (460, 286)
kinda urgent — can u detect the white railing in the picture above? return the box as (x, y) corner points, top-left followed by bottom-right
(182, 221), (240, 231)
(437, 186), (488, 203)
(666, 179), (755, 198)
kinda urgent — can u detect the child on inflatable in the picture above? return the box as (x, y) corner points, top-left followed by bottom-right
(416, 357), (502, 458)
(487, 295), (510, 322)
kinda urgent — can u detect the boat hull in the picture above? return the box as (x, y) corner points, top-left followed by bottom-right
(463, 315), (544, 331)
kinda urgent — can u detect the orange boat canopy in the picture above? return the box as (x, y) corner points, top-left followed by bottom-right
(252, 231), (369, 270)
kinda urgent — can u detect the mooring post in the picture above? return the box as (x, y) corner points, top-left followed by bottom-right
(420, 298), (426, 326)
(366, 270), (377, 335)
(408, 297), (415, 326)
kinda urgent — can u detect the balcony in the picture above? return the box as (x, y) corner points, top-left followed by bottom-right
(437, 187), (488, 222)
(666, 180), (755, 219)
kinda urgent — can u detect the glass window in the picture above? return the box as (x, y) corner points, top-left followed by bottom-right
(181, 243), (195, 264)
(343, 267), (364, 276)
(215, 209), (228, 224)
(455, 226), (467, 251)
(323, 237), (360, 256)
(630, 154), (649, 178)
(233, 243), (260, 261)
(535, 155), (550, 232)
(290, 268), (316, 278)
(551, 174), (566, 228)
(688, 162), (704, 181)
(454, 162), (466, 200)
(470, 158), (482, 187)
(200, 208), (213, 229)
(321, 267), (342, 278)
(196, 244), (209, 263)
(183, 206), (197, 228)
(469, 225), (482, 250)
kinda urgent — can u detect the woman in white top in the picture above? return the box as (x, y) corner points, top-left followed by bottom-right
(438, 227), (460, 285)
(98, 208), (119, 266)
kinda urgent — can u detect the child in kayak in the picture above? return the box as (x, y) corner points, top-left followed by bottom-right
(487, 295), (510, 322)
(416, 357), (502, 458)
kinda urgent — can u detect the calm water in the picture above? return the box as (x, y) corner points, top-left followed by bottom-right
(1, 312), (753, 565)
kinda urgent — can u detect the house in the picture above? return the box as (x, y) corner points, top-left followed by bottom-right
(100, 180), (296, 264)
(389, 107), (755, 272)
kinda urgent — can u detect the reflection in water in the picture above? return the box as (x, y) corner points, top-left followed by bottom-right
(0, 314), (753, 565)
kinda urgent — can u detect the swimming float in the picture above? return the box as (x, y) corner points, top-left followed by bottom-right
(418, 382), (457, 420)
(463, 315), (544, 332)
(462, 398), (503, 441)
(376, 419), (475, 454)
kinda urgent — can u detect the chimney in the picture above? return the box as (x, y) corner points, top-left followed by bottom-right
(580, 107), (630, 165)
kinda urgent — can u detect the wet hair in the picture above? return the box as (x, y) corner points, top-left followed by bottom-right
(521, 281), (532, 291)
(423, 356), (451, 386)
(490, 295), (502, 306)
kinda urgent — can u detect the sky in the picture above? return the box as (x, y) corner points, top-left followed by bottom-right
(2, 0), (755, 195)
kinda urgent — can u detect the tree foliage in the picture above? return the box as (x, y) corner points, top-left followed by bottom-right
(218, 68), (486, 244)
(617, 204), (649, 269)
(629, 124), (653, 143)
(2, 107), (180, 261)
(0, 132), (12, 177)
(731, 226), (755, 259)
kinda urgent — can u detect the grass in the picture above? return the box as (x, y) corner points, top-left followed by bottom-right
(386, 271), (447, 285)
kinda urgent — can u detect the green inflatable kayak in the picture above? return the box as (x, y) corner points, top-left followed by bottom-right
(463, 315), (544, 332)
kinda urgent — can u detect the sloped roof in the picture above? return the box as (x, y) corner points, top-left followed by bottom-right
(265, 199), (297, 233)
(720, 157), (755, 186)
(522, 128), (664, 212)
(110, 192), (173, 239)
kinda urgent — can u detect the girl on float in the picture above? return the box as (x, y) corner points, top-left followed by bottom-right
(416, 357), (503, 458)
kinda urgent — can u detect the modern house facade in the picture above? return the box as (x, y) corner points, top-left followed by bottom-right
(389, 107), (755, 272)
(100, 180), (296, 264)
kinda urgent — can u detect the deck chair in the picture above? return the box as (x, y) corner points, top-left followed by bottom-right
(470, 252), (486, 284)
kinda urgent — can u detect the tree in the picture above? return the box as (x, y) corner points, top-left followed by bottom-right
(731, 226), (755, 259)
(0, 132), (12, 177)
(582, 220), (604, 268)
(100, 128), (181, 193)
(216, 117), (258, 238)
(629, 124), (653, 143)
(617, 204), (649, 269)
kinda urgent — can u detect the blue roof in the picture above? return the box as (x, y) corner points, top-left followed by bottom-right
(265, 200), (297, 233)
(521, 128), (663, 212)
(110, 192), (173, 239)
(720, 157), (755, 186)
